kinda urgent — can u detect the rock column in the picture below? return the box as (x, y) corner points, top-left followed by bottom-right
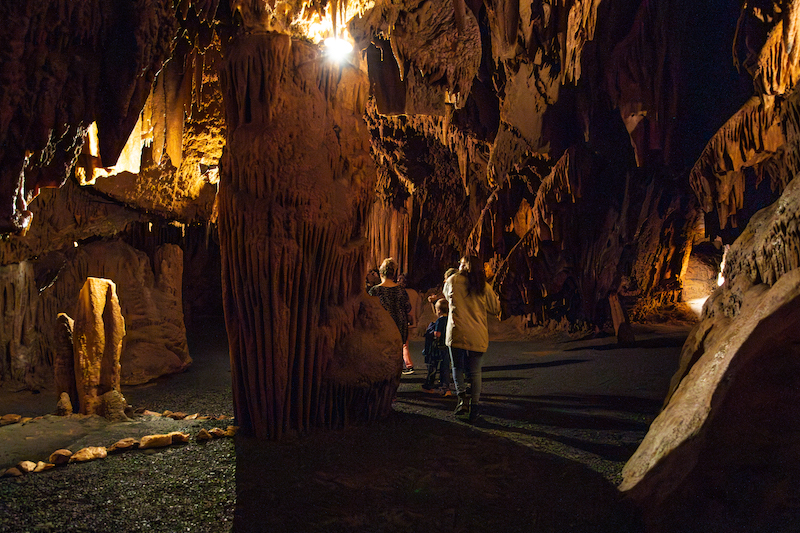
(218, 33), (397, 439)
(72, 277), (126, 415)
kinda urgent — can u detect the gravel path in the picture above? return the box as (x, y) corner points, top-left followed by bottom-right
(0, 322), (688, 532)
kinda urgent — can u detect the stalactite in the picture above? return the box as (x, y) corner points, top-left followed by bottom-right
(0, 0), (179, 233)
(755, 18), (800, 96)
(563, 0), (602, 83)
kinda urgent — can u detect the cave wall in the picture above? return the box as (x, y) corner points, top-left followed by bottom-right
(619, 2), (800, 528)
(0, 1), (226, 387)
(0, 0), (179, 233)
(5, 12), (800, 527)
(621, 176), (800, 531)
(351, 0), (750, 329)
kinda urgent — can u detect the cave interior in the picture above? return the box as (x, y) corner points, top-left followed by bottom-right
(2, 0), (800, 529)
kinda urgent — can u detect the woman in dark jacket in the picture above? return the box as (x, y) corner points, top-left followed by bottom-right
(368, 257), (413, 372)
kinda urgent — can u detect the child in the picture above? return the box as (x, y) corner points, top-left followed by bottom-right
(421, 298), (452, 396)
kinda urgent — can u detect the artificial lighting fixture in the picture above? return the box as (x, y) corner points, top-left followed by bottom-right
(323, 37), (353, 63)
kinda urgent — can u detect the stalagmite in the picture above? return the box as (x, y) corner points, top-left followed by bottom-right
(53, 313), (77, 410)
(72, 277), (126, 416)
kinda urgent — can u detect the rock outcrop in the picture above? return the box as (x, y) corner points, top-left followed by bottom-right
(621, 167), (800, 531)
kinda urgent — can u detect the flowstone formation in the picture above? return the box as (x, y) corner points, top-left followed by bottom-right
(217, 27), (397, 438)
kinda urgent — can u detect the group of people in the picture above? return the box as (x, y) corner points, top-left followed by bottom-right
(367, 255), (501, 422)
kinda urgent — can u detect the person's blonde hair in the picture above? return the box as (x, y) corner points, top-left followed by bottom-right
(435, 298), (448, 314)
(379, 257), (398, 280)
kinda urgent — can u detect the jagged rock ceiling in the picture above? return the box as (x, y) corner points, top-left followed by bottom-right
(4, 0), (800, 527)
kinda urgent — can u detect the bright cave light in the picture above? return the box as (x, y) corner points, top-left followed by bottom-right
(323, 37), (353, 63)
(717, 244), (729, 287)
(687, 296), (709, 317)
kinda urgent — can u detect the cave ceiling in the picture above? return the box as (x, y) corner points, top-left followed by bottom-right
(2, 0), (800, 326)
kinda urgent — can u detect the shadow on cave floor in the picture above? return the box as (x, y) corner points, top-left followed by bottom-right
(235, 411), (644, 533)
(234, 324), (690, 533)
(0, 322), (689, 532)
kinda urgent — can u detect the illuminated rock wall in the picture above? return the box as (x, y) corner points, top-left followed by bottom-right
(621, 176), (800, 531)
(0, 0), (179, 233)
(218, 33), (398, 438)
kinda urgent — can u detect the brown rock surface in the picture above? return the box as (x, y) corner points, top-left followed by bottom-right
(139, 433), (175, 449)
(55, 391), (73, 417)
(73, 277), (125, 416)
(48, 449), (73, 466)
(53, 314), (77, 410)
(621, 176), (800, 530)
(39, 239), (191, 386)
(69, 446), (108, 463)
(107, 437), (139, 454)
(0, 414), (22, 426)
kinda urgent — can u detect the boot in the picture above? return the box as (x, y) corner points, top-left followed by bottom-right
(454, 393), (468, 415)
(468, 398), (479, 423)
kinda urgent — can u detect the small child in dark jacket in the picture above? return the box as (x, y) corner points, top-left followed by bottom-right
(422, 298), (452, 396)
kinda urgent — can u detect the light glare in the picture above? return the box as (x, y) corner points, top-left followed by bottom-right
(324, 37), (353, 62)
(687, 297), (708, 318)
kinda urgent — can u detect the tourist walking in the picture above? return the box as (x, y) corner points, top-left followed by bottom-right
(443, 255), (501, 422)
(368, 258), (413, 373)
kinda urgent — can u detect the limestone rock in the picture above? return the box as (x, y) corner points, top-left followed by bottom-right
(169, 431), (190, 444)
(100, 390), (130, 422)
(69, 446), (108, 463)
(139, 434), (174, 449)
(73, 277), (125, 416)
(48, 449), (73, 465)
(208, 427), (227, 438)
(108, 438), (139, 454)
(137, 431), (189, 448)
(196, 429), (212, 442)
(0, 263), (38, 382)
(55, 392), (73, 416)
(2, 467), (22, 478)
(622, 176), (800, 530)
(53, 313), (77, 412)
(17, 461), (37, 473)
(0, 414), (21, 426)
(42, 240), (191, 386)
(33, 461), (54, 473)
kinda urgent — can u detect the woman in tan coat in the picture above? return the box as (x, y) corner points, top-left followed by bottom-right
(443, 255), (501, 421)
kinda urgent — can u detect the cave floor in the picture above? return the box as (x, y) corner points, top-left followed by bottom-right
(0, 322), (690, 532)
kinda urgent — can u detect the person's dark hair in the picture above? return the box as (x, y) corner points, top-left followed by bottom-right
(379, 257), (398, 281)
(461, 255), (486, 295)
